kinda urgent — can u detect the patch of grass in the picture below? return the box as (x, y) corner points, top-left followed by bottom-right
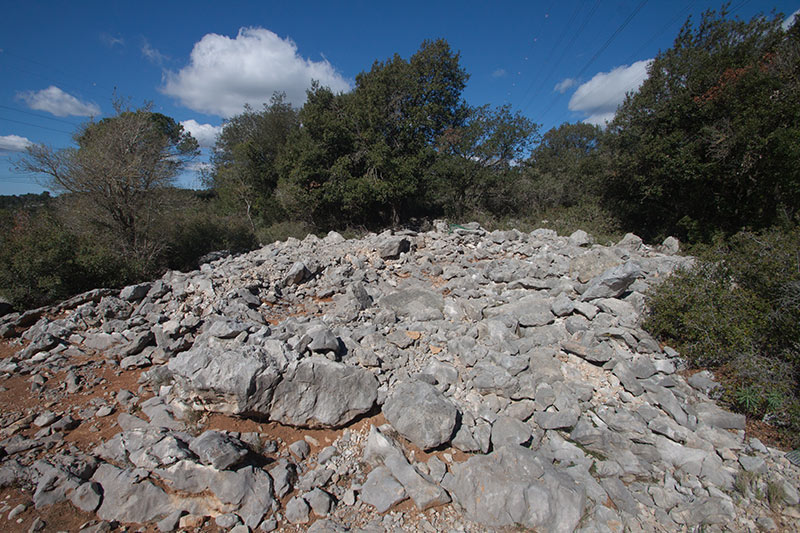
(733, 470), (759, 496)
(767, 481), (785, 509)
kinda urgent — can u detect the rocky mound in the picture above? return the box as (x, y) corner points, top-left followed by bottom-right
(1, 223), (798, 532)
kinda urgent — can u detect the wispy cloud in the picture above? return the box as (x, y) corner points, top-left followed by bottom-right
(142, 39), (169, 65)
(100, 32), (125, 48)
(491, 68), (507, 78)
(554, 78), (578, 94)
(0, 134), (32, 153)
(17, 86), (101, 117)
(161, 27), (351, 117)
(568, 59), (652, 126)
(180, 119), (222, 148)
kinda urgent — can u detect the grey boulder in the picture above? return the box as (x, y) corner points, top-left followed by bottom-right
(168, 341), (281, 415)
(380, 288), (444, 321)
(92, 463), (174, 523)
(360, 466), (407, 512)
(449, 445), (585, 533)
(188, 430), (249, 470)
(378, 236), (411, 259)
(383, 380), (458, 450)
(270, 357), (378, 428)
(581, 261), (642, 301)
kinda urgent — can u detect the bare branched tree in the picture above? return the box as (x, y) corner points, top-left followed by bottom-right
(17, 101), (199, 262)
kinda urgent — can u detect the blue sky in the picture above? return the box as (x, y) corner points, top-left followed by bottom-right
(1, 0), (798, 195)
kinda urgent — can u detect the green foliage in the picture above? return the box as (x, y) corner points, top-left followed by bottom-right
(0, 209), (137, 308)
(0, 189), (259, 310)
(734, 386), (762, 414)
(433, 104), (538, 218)
(277, 39), (470, 228)
(734, 470), (759, 497)
(211, 93), (299, 229)
(766, 481), (786, 509)
(158, 199), (258, 272)
(533, 200), (624, 245)
(0, 192), (52, 211)
(255, 220), (317, 245)
(525, 122), (603, 211)
(17, 101), (200, 260)
(603, 8), (800, 240)
(646, 226), (800, 444)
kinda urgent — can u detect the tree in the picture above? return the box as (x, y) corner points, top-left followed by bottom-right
(211, 93), (299, 230)
(434, 104), (538, 217)
(17, 101), (199, 260)
(603, 7), (800, 240)
(525, 122), (602, 210)
(277, 39), (470, 227)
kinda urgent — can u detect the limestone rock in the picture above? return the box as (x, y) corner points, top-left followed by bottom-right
(92, 464), (174, 523)
(449, 445), (585, 532)
(581, 261), (642, 301)
(188, 431), (248, 470)
(383, 380), (458, 450)
(270, 357), (378, 428)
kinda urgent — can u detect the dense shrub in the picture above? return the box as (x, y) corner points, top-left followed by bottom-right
(646, 226), (800, 443)
(160, 207), (257, 272)
(0, 211), (138, 308)
(0, 192), (260, 310)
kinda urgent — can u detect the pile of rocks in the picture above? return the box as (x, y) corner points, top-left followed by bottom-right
(1, 223), (798, 532)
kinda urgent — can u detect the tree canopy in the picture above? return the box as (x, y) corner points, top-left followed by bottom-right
(211, 93), (299, 230)
(18, 102), (199, 259)
(603, 7), (800, 240)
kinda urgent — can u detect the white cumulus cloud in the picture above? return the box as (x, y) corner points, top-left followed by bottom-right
(554, 78), (578, 94)
(161, 27), (351, 118)
(492, 68), (507, 78)
(0, 134), (32, 153)
(181, 119), (222, 148)
(568, 59), (652, 125)
(17, 86), (101, 117)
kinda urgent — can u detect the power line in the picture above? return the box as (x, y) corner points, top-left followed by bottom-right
(0, 116), (73, 135)
(521, 0), (602, 115)
(0, 49), (114, 98)
(622, 0), (698, 65)
(572, 0), (649, 82)
(542, 0), (647, 121)
(510, 0), (570, 102)
(532, 0), (649, 121)
(0, 105), (83, 128)
(0, 175), (43, 183)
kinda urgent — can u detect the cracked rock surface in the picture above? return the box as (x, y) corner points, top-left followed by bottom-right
(1, 225), (799, 532)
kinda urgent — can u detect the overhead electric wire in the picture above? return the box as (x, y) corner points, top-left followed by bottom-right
(533, 0), (649, 122)
(0, 104), (83, 127)
(572, 0), (648, 82)
(622, 0), (698, 65)
(512, 0), (578, 104)
(0, 116), (73, 135)
(0, 175), (41, 182)
(520, 0), (602, 115)
(0, 49), (114, 98)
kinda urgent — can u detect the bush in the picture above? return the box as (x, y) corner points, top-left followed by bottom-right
(533, 200), (624, 245)
(0, 211), (79, 308)
(255, 220), (316, 244)
(645, 226), (800, 445)
(161, 208), (257, 272)
(0, 210), (139, 308)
